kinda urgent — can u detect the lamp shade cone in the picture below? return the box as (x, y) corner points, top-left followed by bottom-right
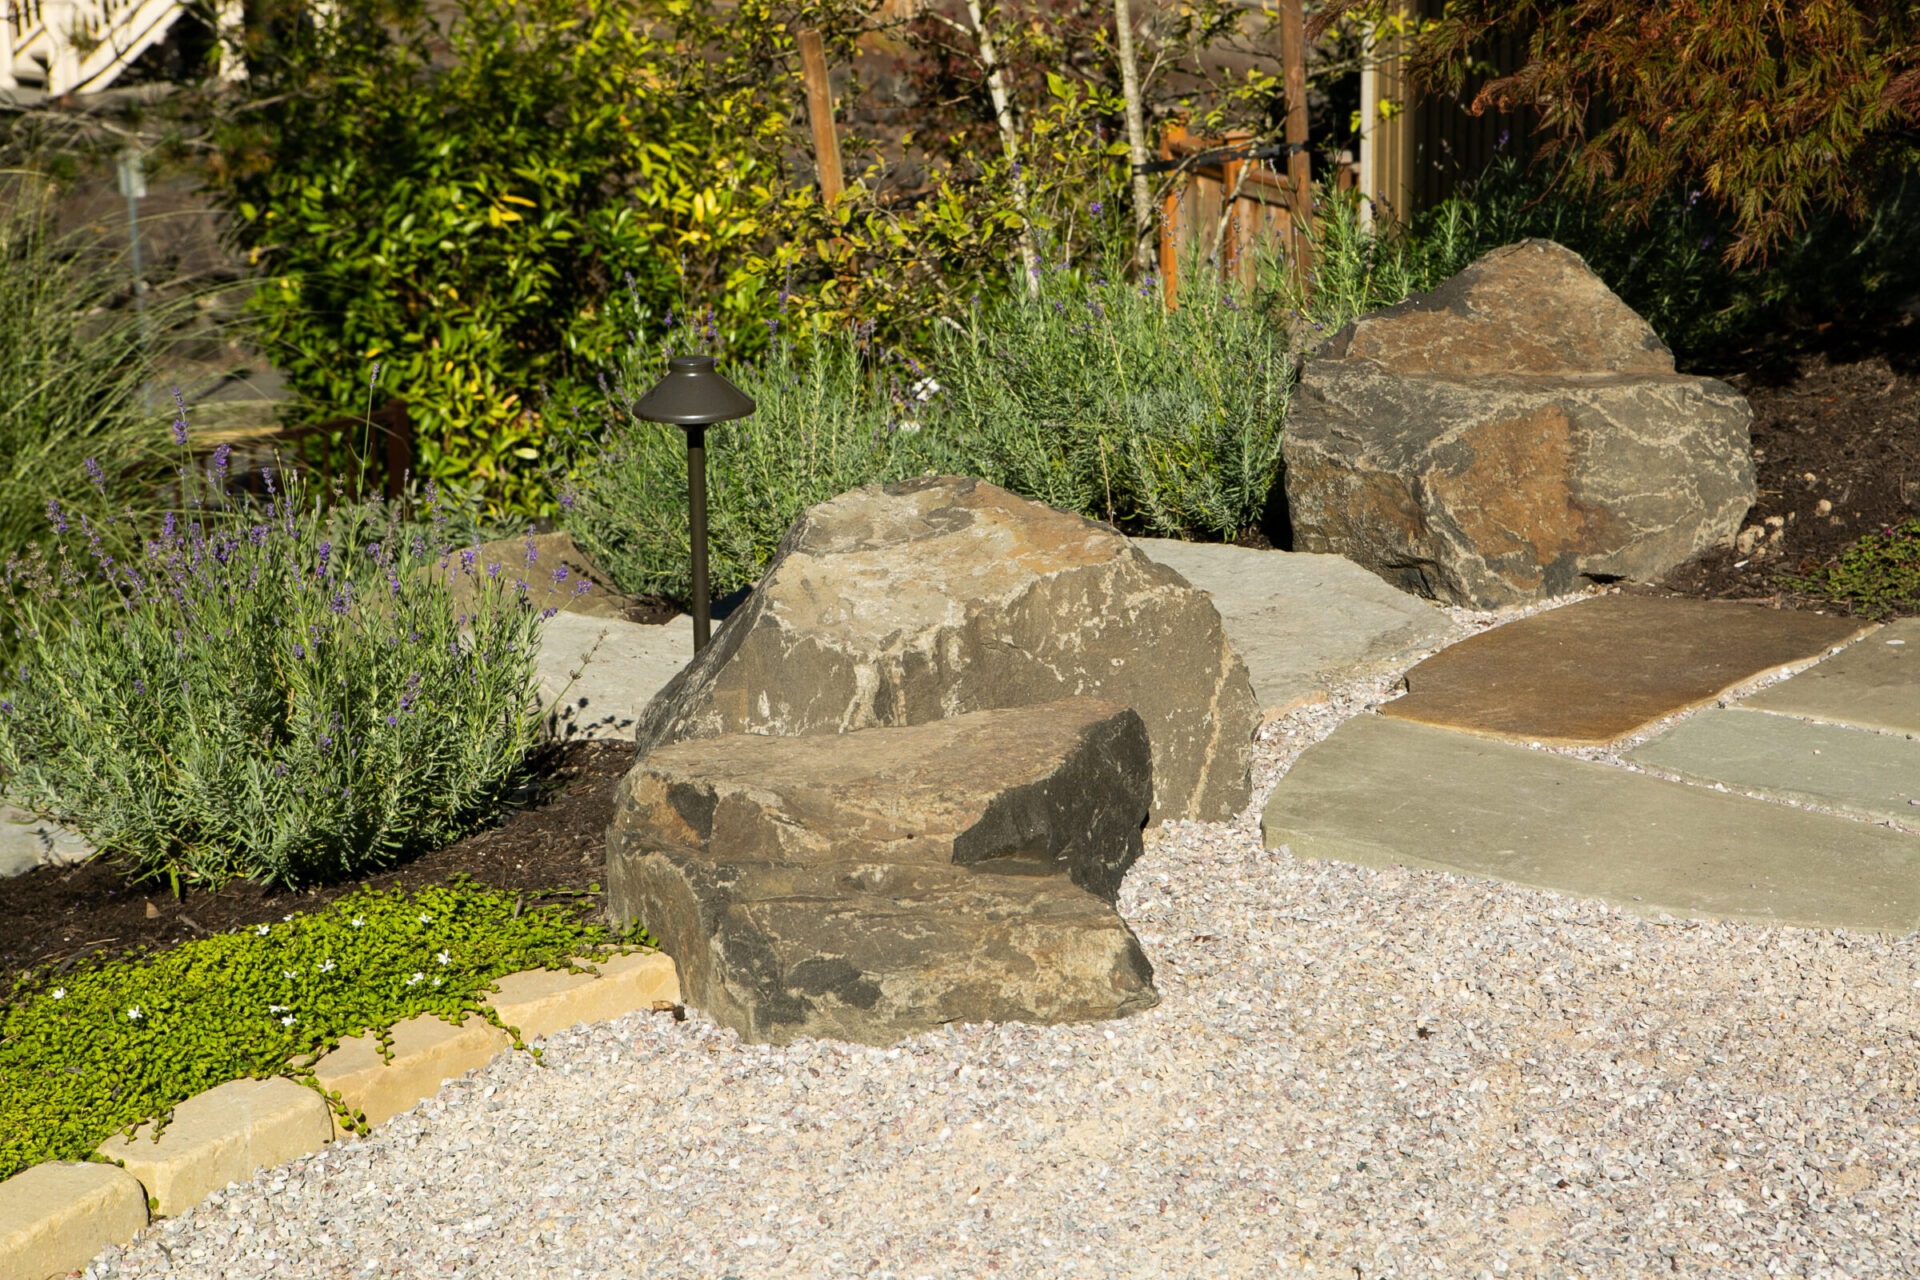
(633, 355), (756, 426)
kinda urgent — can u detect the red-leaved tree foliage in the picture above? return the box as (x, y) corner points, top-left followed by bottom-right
(1404, 0), (1920, 264)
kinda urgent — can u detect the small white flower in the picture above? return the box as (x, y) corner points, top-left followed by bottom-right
(435, 950), (451, 966)
(255, 924), (270, 936)
(126, 1006), (143, 1021)
(406, 972), (424, 986)
(911, 377), (943, 402)
(269, 1004), (288, 1014)
(281, 1015), (297, 1027)
(51, 988), (65, 1000)
(895, 420), (923, 434)
(283, 915), (294, 923)
(418, 914), (433, 925)
(284, 970), (298, 980)
(351, 917), (366, 928)
(318, 960), (336, 974)
(431, 976), (444, 987)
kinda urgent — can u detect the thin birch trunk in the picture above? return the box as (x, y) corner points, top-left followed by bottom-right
(1112, 0), (1155, 277)
(962, 0), (1040, 292)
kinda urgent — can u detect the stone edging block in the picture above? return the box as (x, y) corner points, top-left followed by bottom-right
(0, 1161), (148, 1280)
(0, 950), (679, 1280)
(94, 1077), (333, 1217)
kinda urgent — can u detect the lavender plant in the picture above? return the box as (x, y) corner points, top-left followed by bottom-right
(0, 417), (580, 891)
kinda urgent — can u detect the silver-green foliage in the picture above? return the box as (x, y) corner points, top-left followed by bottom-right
(0, 453), (563, 890)
(927, 248), (1294, 540)
(0, 176), (205, 586)
(559, 327), (945, 603)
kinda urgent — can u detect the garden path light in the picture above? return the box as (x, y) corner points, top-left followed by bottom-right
(632, 355), (755, 652)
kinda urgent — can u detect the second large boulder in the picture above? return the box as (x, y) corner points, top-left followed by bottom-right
(1282, 239), (1755, 609)
(629, 475), (1259, 823)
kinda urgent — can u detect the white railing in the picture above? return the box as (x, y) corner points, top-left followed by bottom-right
(2, 0), (241, 95)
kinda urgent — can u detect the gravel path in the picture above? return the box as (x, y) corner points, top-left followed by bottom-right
(85, 599), (1920, 1280)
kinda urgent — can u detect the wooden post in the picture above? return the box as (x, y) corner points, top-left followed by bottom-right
(381, 400), (412, 504)
(795, 29), (844, 206)
(1158, 125), (1184, 310)
(1280, 0), (1313, 292)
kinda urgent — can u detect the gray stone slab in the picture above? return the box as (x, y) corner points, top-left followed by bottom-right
(1133, 540), (1459, 722)
(0, 802), (96, 879)
(1742, 618), (1920, 736)
(1261, 714), (1920, 933)
(534, 612), (697, 743)
(1627, 707), (1920, 829)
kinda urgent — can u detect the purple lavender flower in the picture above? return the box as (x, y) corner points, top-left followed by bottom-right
(85, 458), (106, 493)
(1090, 200), (1103, 215)
(558, 490), (576, 514)
(212, 443), (232, 482)
(461, 548), (478, 572)
(293, 641), (306, 659)
(552, 565), (569, 584)
(46, 499), (67, 534)
(261, 466), (276, 496)
(250, 524), (271, 548)
(385, 714), (398, 726)
(541, 606), (558, 620)
(170, 388), (191, 446)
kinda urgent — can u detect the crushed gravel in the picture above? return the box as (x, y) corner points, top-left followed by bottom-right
(83, 592), (1920, 1280)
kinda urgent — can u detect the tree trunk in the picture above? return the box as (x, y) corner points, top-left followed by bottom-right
(962, 0), (1040, 292)
(1113, 0), (1156, 277)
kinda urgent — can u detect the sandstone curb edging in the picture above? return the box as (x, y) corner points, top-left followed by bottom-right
(0, 949), (679, 1280)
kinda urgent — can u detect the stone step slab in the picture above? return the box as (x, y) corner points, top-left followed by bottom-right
(1132, 540), (1460, 722)
(0, 1161), (148, 1280)
(93, 1077), (333, 1218)
(1261, 715), (1920, 933)
(1380, 594), (1874, 746)
(611, 853), (1158, 1047)
(609, 699), (1159, 1045)
(1741, 618), (1920, 736)
(612, 698), (1152, 903)
(1626, 708), (1920, 829)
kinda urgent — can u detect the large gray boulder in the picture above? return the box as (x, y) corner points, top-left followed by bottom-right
(629, 475), (1259, 824)
(1283, 240), (1755, 609)
(607, 699), (1159, 1045)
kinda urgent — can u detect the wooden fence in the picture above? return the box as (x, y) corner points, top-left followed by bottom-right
(196, 398), (416, 505)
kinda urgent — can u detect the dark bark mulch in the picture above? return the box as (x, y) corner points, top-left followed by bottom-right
(1660, 315), (1920, 608)
(0, 740), (636, 998)
(6, 315), (1916, 999)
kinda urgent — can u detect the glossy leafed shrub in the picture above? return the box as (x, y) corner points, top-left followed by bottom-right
(0, 439), (574, 891)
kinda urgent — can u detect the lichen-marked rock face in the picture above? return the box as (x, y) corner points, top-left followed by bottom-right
(629, 475), (1259, 824)
(1284, 239), (1756, 609)
(607, 700), (1160, 1045)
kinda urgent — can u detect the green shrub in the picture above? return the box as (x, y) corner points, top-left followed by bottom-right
(0, 431), (569, 891)
(925, 241), (1293, 541)
(0, 880), (652, 1182)
(1781, 519), (1920, 621)
(208, 0), (795, 521)
(0, 175), (200, 597)
(558, 316), (945, 604)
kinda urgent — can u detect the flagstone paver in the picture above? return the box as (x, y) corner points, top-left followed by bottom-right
(1380, 594), (1875, 746)
(1628, 707), (1920, 829)
(1132, 540), (1460, 722)
(1261, 714), (1920, 932)
(1741, 617), (1920, 736)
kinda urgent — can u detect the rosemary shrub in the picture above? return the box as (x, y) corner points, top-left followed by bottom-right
(0, 431), (579, 891)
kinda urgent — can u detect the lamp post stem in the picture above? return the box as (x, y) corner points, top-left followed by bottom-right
(686, 424), (711, 651)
